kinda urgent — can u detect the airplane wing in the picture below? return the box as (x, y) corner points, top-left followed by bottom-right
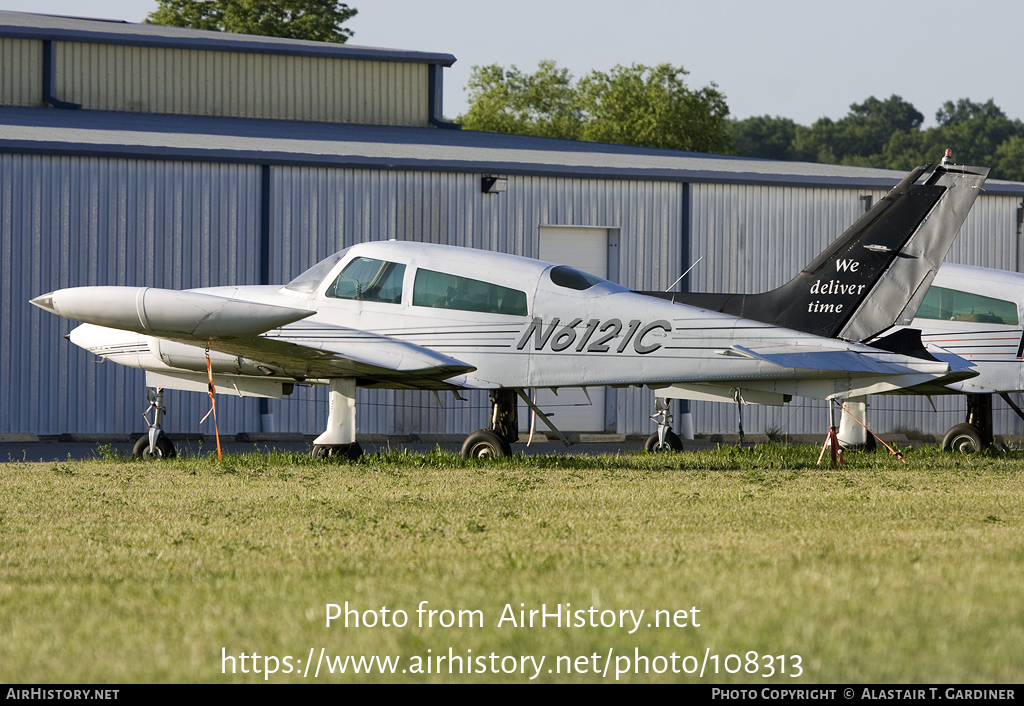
(206, 321), (476, 387)
(35, 286), (477, 388)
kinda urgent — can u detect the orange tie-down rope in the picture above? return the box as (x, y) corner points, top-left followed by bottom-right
(837, 401), (907, 465)
(201, 347), (223, 462)
(816, 425), (844, 467)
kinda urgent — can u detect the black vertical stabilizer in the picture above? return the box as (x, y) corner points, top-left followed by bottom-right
(641, 160), (989, 341)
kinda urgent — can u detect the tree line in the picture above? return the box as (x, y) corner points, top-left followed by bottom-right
(460, 62), (1024, 181)
(140, 5), (1024, 181)
(731, 95), (1024, 181)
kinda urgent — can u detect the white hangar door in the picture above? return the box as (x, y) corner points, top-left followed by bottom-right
(523, 226), (612, 433)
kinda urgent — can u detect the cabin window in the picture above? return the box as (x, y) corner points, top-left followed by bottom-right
(412, 269), (528, 316)
(549, 265), (605, 291)
(325, 257), (406, 304)
(917, 285), (1019, 325)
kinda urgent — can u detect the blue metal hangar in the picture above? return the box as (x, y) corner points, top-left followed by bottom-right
(3, 10), (1024, 442)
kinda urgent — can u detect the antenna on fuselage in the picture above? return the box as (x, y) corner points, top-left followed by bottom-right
(666, 256), (703, 292)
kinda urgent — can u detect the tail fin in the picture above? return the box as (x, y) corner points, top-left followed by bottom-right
(644, 159), (989, 341)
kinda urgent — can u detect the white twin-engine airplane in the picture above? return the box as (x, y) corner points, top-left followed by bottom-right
(31, 157), (988, 460)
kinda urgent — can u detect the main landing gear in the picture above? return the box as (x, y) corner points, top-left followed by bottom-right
(133, 387), (177, 459)
(461, 389), (518, 459)
(310, 381), (526, 462)
(460, 389), (572, 459)
(312, 378), (363, 461)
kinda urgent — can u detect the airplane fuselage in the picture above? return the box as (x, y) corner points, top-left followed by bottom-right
(67, 241), (953, 402)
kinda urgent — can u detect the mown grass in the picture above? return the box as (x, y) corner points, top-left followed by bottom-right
(1, 443), (1022, 683)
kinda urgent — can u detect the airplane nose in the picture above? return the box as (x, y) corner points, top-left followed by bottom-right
(30, 293), (57, 314)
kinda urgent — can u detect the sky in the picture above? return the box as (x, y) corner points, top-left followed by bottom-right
(4, 0), (1024, 127)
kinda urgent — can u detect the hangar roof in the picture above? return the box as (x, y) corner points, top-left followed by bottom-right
(1, 105), (1022, 196)
(0, 10), (456, 65)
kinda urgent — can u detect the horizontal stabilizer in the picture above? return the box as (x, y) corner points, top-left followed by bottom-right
(729, 344), (944, 376)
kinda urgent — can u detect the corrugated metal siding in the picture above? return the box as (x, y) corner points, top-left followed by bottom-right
(690, 184), (880, 294)
(53, 42), (429, 126)
(5, 151), (1020, 440)
(0, 154), (262, 435)
(944, 194), (1020, 270)
(685, 184), (1024, 437)
(0, 38), (42, 106)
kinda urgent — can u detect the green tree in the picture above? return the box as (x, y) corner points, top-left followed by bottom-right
(876, 99), (1024, 175)
(730, 116), (799, 161)
(994, 136), (1024, 182)
(459, 60), (734, 154)
(576, 64), (732, 152)
(936, 98), (1008, 127)
(790, 95), (923, 166)
(145, 0), (357, 43)
(459, 60), (582, 140)
(732, 94), (1024, 180)
(924, 99), (1024, 168)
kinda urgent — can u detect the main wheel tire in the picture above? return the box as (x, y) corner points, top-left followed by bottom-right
(461, 430), (511, 459)
(942, 423), (984, 453)
(133, 434), (176, 460)
(645, 430), (683, 453)
(312, 442), (363, 461)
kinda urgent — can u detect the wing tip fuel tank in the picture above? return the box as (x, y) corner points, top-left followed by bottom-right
(31, 286), (313, 338)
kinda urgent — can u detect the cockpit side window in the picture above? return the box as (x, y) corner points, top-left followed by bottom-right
(326, 257), (406, 304)
(917, 285), (1019, 325)
(412, 269), (528, 316)
(549, 265), (605, 290)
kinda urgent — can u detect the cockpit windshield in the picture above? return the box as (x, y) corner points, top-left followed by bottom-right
(284, 250), (347, 293)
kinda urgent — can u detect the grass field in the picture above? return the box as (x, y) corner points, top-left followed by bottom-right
(1, 443), (1022, 683)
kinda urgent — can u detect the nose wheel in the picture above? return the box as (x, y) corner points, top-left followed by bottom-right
(645, 429), (682, 452)
(133, 433), (176, 459)
(646, 398), (683, 452)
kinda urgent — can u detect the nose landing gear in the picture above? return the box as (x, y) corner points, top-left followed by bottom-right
(645, 398), (682, 452)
